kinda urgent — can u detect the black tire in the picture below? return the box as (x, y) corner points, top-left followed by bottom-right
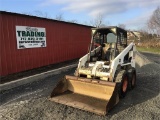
(114, 70), (129, 98)
(130, 69), (136, 89)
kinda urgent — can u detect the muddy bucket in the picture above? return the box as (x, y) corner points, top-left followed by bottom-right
(50, 75), (119, 115)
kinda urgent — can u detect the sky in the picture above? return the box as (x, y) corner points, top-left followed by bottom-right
(0, 0), (160, 30)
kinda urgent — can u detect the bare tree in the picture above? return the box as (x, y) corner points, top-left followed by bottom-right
(152, 6), (160, 27)
(55, 13), (64, 21)
(118, 24), (126, 29)
(147, 6), (160, 36)
(22, 11), (51, 18)
(67, 20), (78, 23)
(139, 28), (150, 40)
(33, 11), (50, 18)
(90, 14), (105, 27)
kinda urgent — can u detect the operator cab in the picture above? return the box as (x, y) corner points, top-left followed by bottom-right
(89, 27), (127, 63)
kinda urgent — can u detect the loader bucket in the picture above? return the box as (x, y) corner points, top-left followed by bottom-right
(50, 75), (119, 115)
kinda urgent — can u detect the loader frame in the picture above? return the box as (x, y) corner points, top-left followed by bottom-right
(76, 26), (136, 81)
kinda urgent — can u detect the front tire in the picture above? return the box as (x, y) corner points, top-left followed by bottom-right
(120, 74), (129, 98)
(114, 70), (129, 98)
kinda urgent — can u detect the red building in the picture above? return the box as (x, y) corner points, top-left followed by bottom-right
(0, 11), (92, 76)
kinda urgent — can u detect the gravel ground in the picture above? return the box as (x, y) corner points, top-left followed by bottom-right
(0, 53), (160, 120)
(140, 52), (160, 64)
(0, 59), (78, 84)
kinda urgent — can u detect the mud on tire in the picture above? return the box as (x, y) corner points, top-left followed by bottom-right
(128, 68), (136, 90)
(114, 70), (129, 98)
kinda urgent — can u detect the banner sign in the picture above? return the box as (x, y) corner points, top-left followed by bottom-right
(16, 26), (46, 49)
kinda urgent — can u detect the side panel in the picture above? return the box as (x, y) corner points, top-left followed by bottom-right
(110, 43), (136, 81)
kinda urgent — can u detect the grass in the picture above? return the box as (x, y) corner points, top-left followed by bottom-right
(136, 46), (160, 54)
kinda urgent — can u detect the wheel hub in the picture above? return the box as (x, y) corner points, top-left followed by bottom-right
(123, 77), (128, 92)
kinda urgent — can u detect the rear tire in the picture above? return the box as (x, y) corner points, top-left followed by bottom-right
(130, 69), (136, 89)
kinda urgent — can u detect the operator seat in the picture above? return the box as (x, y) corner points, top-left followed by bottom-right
(102, 43), (119, 61)
(110, 43), (120, 60)
(102, 43), (110, 61)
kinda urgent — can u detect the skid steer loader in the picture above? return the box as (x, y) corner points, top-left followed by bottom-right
(50, 26), (136, 115)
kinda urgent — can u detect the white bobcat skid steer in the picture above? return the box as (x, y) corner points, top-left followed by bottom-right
(50, 26), (136, 115)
